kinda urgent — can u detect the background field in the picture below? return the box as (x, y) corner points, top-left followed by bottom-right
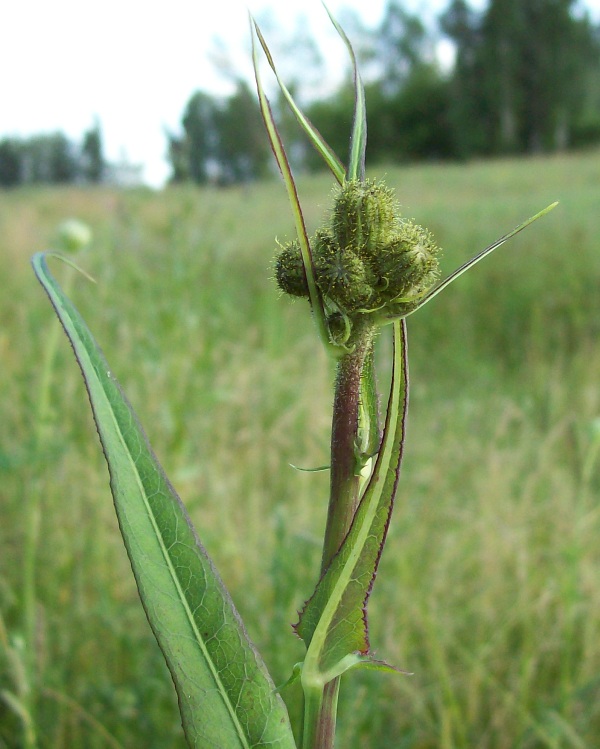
(1, 149), (600, 748)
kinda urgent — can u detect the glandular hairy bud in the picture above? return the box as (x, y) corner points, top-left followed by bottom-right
(370, 221), (440, 304)
(332, 180), (396, 254)
(313, 229), (373, 313)
(326, 311), (351, 345)
(273, 178), (441, 325)
(274, 239), (309, 298)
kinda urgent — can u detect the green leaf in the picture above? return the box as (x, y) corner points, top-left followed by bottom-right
(289, 464), (330, 473)
(275, 662), (304, 693)
(324, 5), (367, 182)
(356, 343), (380, 468)
(252, 21), (345, 185)
(32, 253), (296, 749)
(297, 320), (408, 685)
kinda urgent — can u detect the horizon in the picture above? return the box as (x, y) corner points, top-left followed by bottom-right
(2, 0), (595, 187)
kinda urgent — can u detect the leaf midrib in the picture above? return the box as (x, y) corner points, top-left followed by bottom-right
(305, 321), (404, 674)
(46, 260), (251, 749)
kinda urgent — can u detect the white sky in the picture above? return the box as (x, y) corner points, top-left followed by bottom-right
(2, 0), (598, 186)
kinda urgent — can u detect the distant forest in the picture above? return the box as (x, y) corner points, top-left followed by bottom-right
(2, 0), (600, 188)
(0, 123), (104, 188)
(169, 0), (600, 185)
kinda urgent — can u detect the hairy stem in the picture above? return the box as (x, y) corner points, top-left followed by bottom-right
(301, 680), (339, 749)
(321, 323), (376, 572)
(302, 321), (375, 749)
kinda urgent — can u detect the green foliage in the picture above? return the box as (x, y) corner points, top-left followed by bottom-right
(81, 121), (105, 184)
(25, 133), (79, 184)
(168, 1), (600, 184)
(296, 321), (408, 677)
(295, 0), (600, 168)
(0, 124), (106, 188)
(441, 0), (600, 155)
(171, 90), (217, 184)
(302, 88), (354, 173)
(0, 138), (22, 187)
(255, 16), (555, 746)
(369, 65), (455, 161)
(1, 148), (600, 747)
(374, 1), (429, 94)
(168, 82), (270, 186)
(32, 254), (296, 749)
(16, 11), (564, 747)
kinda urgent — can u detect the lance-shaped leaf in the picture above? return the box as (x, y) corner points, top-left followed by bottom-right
(324, 4), (367, 182)
(32, 253), (296, 749)
(297, 320), (408, 683)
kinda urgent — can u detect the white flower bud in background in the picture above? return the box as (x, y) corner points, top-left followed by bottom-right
(55, 219), (92, 254)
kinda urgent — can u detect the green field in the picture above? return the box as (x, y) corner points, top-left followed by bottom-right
(1, 149), (600, 748)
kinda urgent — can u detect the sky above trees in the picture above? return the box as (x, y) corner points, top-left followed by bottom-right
(2, 0), (597, 186)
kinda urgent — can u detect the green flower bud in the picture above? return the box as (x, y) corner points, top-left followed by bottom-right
(274, 240), (309, 298)
(331, 180), (396, 254)
(55, 219), (92, 254)
(272, 177), (441, 327)
(313, 229), (373, 312)
(370, 220), (440, 304)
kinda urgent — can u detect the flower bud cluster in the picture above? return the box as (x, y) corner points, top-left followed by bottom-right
(275, 180), (440, 324)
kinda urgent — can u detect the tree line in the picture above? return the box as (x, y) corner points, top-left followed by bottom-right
(2, 0), (598, 188)
(0, 122), (104, 188)
(170, 0), (600, 185)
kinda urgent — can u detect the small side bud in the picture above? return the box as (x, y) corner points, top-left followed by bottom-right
(274, 240), (309, 298)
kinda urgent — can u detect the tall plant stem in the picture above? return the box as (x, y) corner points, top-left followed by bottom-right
(301, 680), (339, 749)
(322, 323), (376, 572)
(302, 322), (376, 749)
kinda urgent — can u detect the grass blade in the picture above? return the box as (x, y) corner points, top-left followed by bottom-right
(252, 21), (345, 185)
(32, 253), (296, 749)
(324, 4), (367, 182)
(297, 320), (408, 682)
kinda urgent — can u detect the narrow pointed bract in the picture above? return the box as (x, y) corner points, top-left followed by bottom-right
(323, 4), (367, 181)
(254, 9), (557, 749)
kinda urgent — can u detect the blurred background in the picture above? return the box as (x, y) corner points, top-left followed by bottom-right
(2, 0), (600, 187)
(2, 1), (600, 748)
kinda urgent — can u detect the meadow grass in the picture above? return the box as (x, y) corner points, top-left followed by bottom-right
(1, 148), (600, 748)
